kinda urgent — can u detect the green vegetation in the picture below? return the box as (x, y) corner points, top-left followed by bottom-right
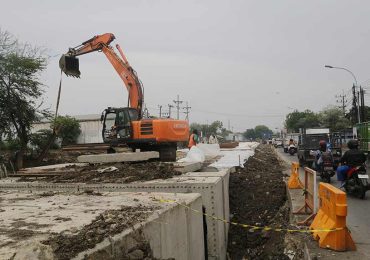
(190, 120), (231, 138)
(285, 106), (352, 132)
(243, 125), (273, 140)
(0, 29), (49, 168)
(52, 116), (81, 145)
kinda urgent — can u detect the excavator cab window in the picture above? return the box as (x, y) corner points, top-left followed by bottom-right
(115, 108), (138, 139)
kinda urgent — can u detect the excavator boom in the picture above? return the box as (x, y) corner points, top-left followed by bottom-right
(59, 33), (143, 118)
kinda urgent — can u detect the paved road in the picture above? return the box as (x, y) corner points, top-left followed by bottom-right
(277, 148), (370, 257)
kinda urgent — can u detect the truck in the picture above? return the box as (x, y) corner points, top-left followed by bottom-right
(354, 122), (370, 153)
(297, 128), (342, 167)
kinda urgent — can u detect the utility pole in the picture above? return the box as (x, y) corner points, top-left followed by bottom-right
(168, 104), (174, 118)
(183, 102), (191, 121)
(335, 90), (347, 116)
(143, 104), (149, 118)
(173, 95), (183, 120)
(360, 86), (366, 122)
(352, 85), (359, 124)
(158, 105), (162, 117)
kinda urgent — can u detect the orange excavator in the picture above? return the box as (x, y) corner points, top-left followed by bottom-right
(59, 33), (189, 161)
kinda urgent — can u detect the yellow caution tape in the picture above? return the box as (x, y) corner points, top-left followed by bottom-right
(155, 198), (344, 233)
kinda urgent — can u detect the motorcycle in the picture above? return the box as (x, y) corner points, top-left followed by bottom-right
(344, 165), (370, 199)
(288, 144), (297, 156)
(318, 157), (335, 183)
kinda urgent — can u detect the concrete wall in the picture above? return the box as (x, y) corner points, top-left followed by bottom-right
(73, 193), (205, 260)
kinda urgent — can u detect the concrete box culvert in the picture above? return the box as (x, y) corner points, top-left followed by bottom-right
(0, 175), (227, 260)
(184, 169), (230, 246)
(0, 191), (204, 260)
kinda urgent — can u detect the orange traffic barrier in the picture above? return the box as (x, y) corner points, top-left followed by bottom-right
(288, 162), (303, 189)
(310, 183), (356, 251)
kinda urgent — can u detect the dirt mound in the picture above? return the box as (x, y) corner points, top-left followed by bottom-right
(19, 161), (181, 183)
(227, 144), (290, 260)
(42, 205), (158, 260)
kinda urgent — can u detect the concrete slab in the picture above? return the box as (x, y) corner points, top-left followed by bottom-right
(0, 176), (226, 260)
(0, 191), (204, 260)
(19, 163), (88, 172)
(77, 151), (159, 163)
(173, 162), (202, 173)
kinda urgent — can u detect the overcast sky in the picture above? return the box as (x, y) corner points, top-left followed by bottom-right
(1, 0), (370, 132)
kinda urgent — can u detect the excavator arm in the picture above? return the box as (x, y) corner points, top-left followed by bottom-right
(59, 33), (144, 118)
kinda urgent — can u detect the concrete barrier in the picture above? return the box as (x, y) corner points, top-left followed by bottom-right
(0, 176), (227, 260)
(310, 183), (356, 251)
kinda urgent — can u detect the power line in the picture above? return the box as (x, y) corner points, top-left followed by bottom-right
(193, 109), (284, 118)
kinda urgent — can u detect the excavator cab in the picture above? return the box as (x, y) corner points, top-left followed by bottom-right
(59, 55), (81, 77)
(101, 107), (139, 143)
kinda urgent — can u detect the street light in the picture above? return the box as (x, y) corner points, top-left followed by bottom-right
(324, 65), (360, 123)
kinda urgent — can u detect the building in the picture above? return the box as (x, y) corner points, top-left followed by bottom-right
(32, 114), (114, 144)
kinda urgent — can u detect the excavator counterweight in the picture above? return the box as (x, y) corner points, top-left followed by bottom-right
(59, 54), (80, 77)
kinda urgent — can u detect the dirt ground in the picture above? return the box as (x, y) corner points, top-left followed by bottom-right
(227, 144), (305, 260)
(42, 205), (158, 260)
(19, 161), (182, 183)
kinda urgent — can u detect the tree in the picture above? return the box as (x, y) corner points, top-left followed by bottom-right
(52, 116), (81, 145)
(319, 106), (351, 132)
(243, 128), (256, 140)
(190, 120), (231, 138)
(285, 110), (320, 132)
(0, 29), (49, 168)
(29, 129), (59, 152)
(254, 125), (273, 139)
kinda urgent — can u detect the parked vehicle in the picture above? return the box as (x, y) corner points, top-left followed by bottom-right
(273, 138), (283, 148)
(344, 164), (370, 199)
(355, 122), (370, 153)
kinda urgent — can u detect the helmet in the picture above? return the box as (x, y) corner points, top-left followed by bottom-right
(347, 139), (359, 149)
(319, 140), (327, 151)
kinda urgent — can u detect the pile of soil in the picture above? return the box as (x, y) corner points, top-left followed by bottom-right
(19, 161), (181, 183)
(227, 144), (290, 260)
(42, 205), (158, 260)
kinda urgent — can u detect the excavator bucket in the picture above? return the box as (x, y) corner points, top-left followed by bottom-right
(59, 55), (80, 77)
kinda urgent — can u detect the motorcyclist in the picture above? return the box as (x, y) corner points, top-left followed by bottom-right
(337, 139), (367, 186)
(310, 140), (333, 171)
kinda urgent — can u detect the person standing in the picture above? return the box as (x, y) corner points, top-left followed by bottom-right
(188, 129), (199, 148)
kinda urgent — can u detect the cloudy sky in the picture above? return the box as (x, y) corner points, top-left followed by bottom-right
(1, 0), (370, 132)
